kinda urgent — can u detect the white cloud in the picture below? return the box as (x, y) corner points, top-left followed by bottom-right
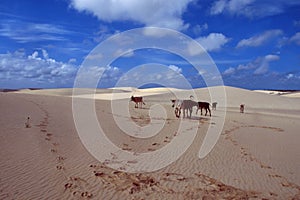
(68, 58), (77, 63)
(168, 65), (182, 74)
(264, 54), (280, 62)
(210, 0), (227, 15)
(114, 49), (135, 58)
(187, 33), (229, 56)
(290, 32), (300, 45)
(210, 0), (300, 18)
(85, 52), (103, 60)
(252, 54), (279, 75)
(196, 33), (230, 52)
(0, 49), (77, 88)
(286, 73), (294, 79)
(222, 54), (280, 76)
(237, 63), (255, 70)
(0, 20), (72, 43)
(236, 29), (283, 48)
(192, 23), (208, 35)
(69, 0), (193, 30)
(0, 49), (125, 88)
(223, 67), (235, 75)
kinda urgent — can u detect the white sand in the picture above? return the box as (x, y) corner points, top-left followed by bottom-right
(0, 86), (299, 199)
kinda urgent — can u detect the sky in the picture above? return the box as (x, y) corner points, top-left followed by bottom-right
(0, 0), (299, 89)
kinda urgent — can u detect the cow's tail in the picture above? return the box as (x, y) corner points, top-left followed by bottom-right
(143, 101), (146, 105)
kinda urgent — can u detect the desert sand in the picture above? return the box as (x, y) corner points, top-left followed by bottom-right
(0, 86), (299, 199)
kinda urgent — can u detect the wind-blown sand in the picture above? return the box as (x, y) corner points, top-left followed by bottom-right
(0, 86), (299, 199)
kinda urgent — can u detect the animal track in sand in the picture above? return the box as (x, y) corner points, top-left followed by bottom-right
(57, 156), (65, 161)
(122, 146), (132, 151)
(193, 172), (261, 199)
(50, 149), (57, 153)
(27, 100), (96, 198)
(56, 165), (65, 170)
(162, 172), (189, 182)
(242, 125), (284, 132)
(223, 123), (300, 197)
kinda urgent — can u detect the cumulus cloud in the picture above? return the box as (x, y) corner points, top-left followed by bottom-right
(197, 33), (230, 51)
(0, 49), (78, 88)
(254, 55), (279, 75)
(222, 54), (280, 76)
(0, 49), (124, 88)
(210, 0), (227, 15)
(221, 55), (300, 89)
(223, 67), (235, 75)
(116, 64), (188, 88)
(187, 33), (229, 56)
(290, 32), (300, 45)
(69, 0), (193, 30)
(236, 29), (283, 48)
(210, 0), (300, 18)
(192, 23), (208, 35)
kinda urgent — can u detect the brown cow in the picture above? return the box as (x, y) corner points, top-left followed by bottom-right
(131, 96), (145, 108)
(196, 102), (211, 117)
(240, 104), (245, 113)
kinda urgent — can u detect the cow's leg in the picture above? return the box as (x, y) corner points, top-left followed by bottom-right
(208, 108), (211, 117)
(201, 107), (203, 115)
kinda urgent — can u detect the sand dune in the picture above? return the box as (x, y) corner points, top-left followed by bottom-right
(0, 86), (299, 199)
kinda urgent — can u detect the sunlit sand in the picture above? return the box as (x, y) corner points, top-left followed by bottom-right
(0, 86), (299, 199)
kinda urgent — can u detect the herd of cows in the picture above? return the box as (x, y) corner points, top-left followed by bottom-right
(130, 96), (217, 118)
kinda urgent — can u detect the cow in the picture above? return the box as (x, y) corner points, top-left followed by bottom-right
(240, 104), (245, 113)
(131, 96), (145, 108)
(212, 102), (217, 110)
(171, 99), (198, 118)
(196, 102), (211, 117)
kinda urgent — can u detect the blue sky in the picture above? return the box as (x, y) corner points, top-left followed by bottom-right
(0, 0), (299, 89)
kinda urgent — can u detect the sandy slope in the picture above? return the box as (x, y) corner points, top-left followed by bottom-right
(0, 86), (299, 199)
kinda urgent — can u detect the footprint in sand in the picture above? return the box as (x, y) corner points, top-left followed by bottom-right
(122, 144), (132, 151)
(56, 165), (64, 170)
(50, 149), (57, 153)
(127, 160), (138, 164)
(64, 183), (74, 191)
(260, 164), (272, 169)
(52, 142), (59, 146)
(57, 156), (65, 161)
(281, 182), (290, 187)
(94, 171), (105, 177)
(268, 174), (282, 178)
